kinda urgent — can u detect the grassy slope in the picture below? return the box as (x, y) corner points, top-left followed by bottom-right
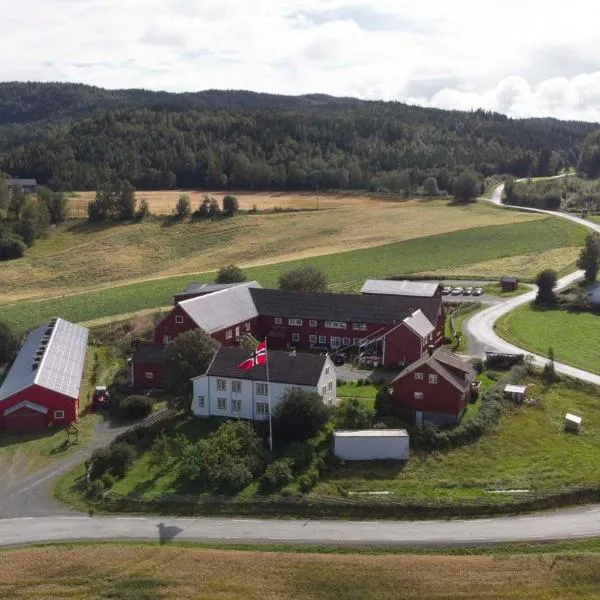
(2, 543), (600, 599)
(496, 305), (600, 375)
(2, 217), (586, 332)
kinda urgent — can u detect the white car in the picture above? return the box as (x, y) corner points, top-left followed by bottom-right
(451, 287), (464, 296)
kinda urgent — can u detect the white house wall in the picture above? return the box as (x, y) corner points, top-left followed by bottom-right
(317, 357), (337, 406)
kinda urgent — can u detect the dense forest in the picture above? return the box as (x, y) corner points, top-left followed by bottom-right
(0, 82), (598, 192)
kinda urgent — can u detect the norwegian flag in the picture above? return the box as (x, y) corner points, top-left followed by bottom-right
(238, 339), (267, 370)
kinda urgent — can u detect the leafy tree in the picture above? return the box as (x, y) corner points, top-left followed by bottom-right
(37, 186), (68, 223)
(278, 266), (327, 293)
(208, 196), (221, 217)
(452, 170), (481, 203)
(535, 269), (558, 305)
(117, 395), (153, 419)
(174, 193), (191, 219)
(118, 180), (136, 220)
(136, 197), (151, 220)
(0, 236), (26, 260)
(222, 195), (239, 216)
(577, 130), (600, 179)
(423, 176), (439, 198)
(0, 320), (19, 365)
(7, 186), (27, 220)
(374, 387), (396, 418)
(542, 346), (559, 384)
(215, 264), (246, 284)
(164, 329), (218, 397)
(88, 442), (137, 480)
(273, 389), (329, 442)
(261, 457), (294, 489)
(334, 398), (374, 429)
(13, 197), (51, 246)
(577, 232), (600, 282)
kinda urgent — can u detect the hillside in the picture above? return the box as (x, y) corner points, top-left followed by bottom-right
(0, 82), (597, 191)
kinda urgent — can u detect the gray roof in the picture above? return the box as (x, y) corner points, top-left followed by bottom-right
(177, 282), (245, 298)
(197, 347), (329, 386)
(402, 310), (435, 339)
(6, 178), (37, 187)
(361, 279), (440, 297)
(0, 318), (89, 402)
(133, 343), (165, 364)
(250, 288), (442, 326)
(179, 281), (262, 333)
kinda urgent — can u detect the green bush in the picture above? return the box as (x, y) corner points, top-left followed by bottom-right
(0, 236), (26, 260)
(298, 468), (319, 493)
(86, 479), (104, 500)
(273, 389), (329, 443)
(100, 473), (116, 490)
(284, 441), (316, 470)
(262, 457), (294, 489)
(117, 395), (153, 420)
(472, 358), (485, 374)
(334, 397), (374, 430)
(89, 442), (137, 480)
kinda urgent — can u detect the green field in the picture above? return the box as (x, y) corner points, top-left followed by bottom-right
(496, 305), (600, 375)
(2, 217), (585, 332)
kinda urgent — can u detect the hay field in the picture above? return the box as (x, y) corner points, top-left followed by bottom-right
(1, 544), (599, 599)
(0, 199), (543, 303)
(68, 189), (375, 217)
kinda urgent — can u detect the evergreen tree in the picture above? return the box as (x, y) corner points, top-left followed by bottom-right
(577, 232), (600, 282)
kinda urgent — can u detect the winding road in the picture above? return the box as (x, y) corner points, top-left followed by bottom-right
(2, 182), (600, 548)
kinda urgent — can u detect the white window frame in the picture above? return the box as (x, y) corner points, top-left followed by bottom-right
(330, 336), (341, 348)
(225, 329), (233, 340)
(325, 321), (347, 329)
(235, 326), (240, 337)
(353, 322), (367, 331)
(292, 333), (300, 342)
(414, 392), (423, 400)
(274, 317), (283, 325)
(428, 374), (438, 384)
(256, 402), (269, 415)
(231, 399), (242, 412)
(342, 337), (351, 346)
(216, 379), (227, 391)
(145, 372), (154, 380)
(231, 380), (242, 393)
(318, 335), (326, 344)
(54, 410), (65, 419)
(309, 334), (317, 343)
(328, 381), (333, 391)
(325, 366), (330, 375)
(256, 382), (268, 396)
(309, 319), (317, 327)
(245, 322), (251, 331)
(353, 338), (363, 346)
(322, 385), (327, 395)
(414, 372), (424, 380)
(175, 315), (184, 324)
(162, 335), (172, 344)
(288, 318), (303, 326)
(197, 395), (205, 408)
(216, 397), (227, 410)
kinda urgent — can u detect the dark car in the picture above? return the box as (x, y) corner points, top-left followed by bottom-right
(330, 352), (346, 366)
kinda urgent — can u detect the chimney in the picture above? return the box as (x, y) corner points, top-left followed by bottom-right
(427, 344), (435, 357)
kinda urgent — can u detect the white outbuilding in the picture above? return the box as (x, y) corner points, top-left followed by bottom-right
(333, 429), (410, 461)
(565, 413), (582, 433)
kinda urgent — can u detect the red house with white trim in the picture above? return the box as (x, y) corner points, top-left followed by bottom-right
(0, 318), (89, 432)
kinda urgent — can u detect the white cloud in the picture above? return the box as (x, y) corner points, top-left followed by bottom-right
(0, 0), (598, 121)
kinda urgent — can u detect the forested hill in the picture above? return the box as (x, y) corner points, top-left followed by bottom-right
(0, 82), (597, 192)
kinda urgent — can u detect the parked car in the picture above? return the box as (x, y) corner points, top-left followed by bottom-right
(472, 287), (484, 296)
(451, 287), (464, 295)
(442, 286), (452, 295)
(330, 352), (346, 366)
(463, 287), (473, 296)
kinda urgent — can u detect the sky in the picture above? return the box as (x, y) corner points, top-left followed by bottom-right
(2, 0), (600, 122)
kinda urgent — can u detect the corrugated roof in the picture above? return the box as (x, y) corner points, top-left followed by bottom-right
(250, 288), (441, 326)
(133, 343), (166, 364)
(0, 318), (89, 402)
(179, 281), (262, 332)
(178, 282), (245, 297)
(403, 310), (435, 339)
(334, 429), (408, 438)
(361, 279), (440, 297)
(197, 347), (329, 387)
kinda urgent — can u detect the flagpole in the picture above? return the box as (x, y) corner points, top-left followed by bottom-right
(265, 337), (273, 453)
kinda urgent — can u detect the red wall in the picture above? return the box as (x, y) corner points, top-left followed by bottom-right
(132, 362), (165, 389)
(391, 363), (467, 416)
(154, 305), (199, 344)
(0, 384), (78, 431)
(383, 323), (424, 367)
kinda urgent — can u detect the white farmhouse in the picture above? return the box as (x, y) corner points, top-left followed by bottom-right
(191, 347), (337, 420)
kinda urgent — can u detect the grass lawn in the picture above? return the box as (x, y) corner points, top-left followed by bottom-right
(2, 217), (586, 333)
(444, 302), (482, 352)
(495, 304), (600, 375)
(2, 543), (600, 599)
(484, 282), (530, 297)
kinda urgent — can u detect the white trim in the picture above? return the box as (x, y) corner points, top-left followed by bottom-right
(3, 400), (49, 416)
(54, 410), (65, 419)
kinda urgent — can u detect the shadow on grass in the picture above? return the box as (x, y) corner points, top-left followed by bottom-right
(0, 426), (61, 449)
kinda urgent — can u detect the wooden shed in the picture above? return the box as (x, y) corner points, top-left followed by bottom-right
(500, 276), (519, 292)
(504, 384), (527, 403)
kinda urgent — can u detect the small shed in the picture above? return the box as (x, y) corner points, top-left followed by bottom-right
(333, 429), (409, 461)
(504, 384), (527, 403)
(500, 276), (519, 292)
(565, 413), (582, 433)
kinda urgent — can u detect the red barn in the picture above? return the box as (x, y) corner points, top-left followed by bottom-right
(389, 347), (477, 426)
(131, 343), (166, 389)
(0, 318), (89, 432)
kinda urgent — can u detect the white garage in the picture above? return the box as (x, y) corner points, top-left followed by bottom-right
(333, 429), (410, 461)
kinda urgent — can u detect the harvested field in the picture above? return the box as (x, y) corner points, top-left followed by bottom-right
(2, 544), (600, 599)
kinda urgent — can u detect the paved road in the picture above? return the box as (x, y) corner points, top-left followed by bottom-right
(3, 505), (600, 547)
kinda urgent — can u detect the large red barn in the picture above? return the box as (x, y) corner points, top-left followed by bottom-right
(0, 318), (89, 433)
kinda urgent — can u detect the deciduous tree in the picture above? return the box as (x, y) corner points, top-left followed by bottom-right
(278, 266), (327, 293)
(577, 232), (600, 282)
(215, 264), (246, 284)
(535, 269), (558, 305)
(273, 389), (329, 442)
(452, 170), (481, 204)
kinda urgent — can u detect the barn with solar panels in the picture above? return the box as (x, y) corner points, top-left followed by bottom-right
(0, 318), (89, 432)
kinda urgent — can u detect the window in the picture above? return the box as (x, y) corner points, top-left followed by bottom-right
(342, 337), (351, 346)
(328, 381), (333, 391)
(225, 329), (233, 340)
(145, 372), (154, 380)
(353, 338), (363, 346)
(235, 326), (240, 337)
(217, 397), (227, 410)
(256, 402), (269, 415)
(292, 386), (302, 392)
(288, 318), (303, 326)
(175, 315), (184, 324)
(428, 374), (438, 384)
(325, 321), (346, 329)
(322, 385), (327, 395)
(232, 399), (242, 412)
(309, 319), (317, 327)
(319, 335), (326, 344)
(54, 410), (65, 419)
(216, 379), (227, 391)
(245, 322), (251, 331)
(414, 392), (423, 400)
(231, 381), (241, 393)
(162, 335), (172, 344)
(275, 317), (283, 325)
(256, 382), (268, 396)
(197, 396), (205, 408)
(353, 322), (367, 331)
(325, 366), (330, 375)
(414, 372), (424, 380)
(330, 336), (341, 348)
(309, 335), (317, 344)
(292, 333), (300, 342)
